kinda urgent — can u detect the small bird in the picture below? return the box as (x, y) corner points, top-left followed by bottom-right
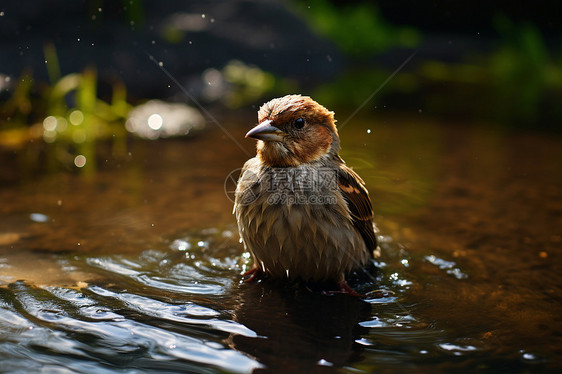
(234, 95), (378, 294)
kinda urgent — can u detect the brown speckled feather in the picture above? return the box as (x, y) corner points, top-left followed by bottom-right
(337, 164), (378, 256)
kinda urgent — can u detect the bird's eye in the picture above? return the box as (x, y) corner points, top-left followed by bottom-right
(293, 118), (306, 129)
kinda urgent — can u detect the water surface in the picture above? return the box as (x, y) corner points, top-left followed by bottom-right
(1, 114), (561, 372)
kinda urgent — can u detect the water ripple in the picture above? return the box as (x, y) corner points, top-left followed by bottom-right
(0, 281), (262, 373)
(424, 255), (468, 279)
(87, 286), (257, 337)
(86, 253), (231, 295)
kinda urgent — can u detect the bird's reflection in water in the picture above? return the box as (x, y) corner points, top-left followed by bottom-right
(228, 280), (372, 371)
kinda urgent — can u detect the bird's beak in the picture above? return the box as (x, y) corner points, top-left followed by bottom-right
(245, 120), (286, 142)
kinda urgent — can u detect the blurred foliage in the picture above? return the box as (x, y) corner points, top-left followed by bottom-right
(0, 45), (131, 175)
(291, 0), (420, 58)
(1, 71), (34, 130)
(2, 2), (561, 180)
(44, 43), (61, 84)
(222, 61), (275, 107)
(41, 67), (130, 175)
(220, 60), (297, 109)
(418, 16), (562, 129)
(489, 15), (562, 124)
(301, 7), (561, 131)
(313, 67), (418, 111)
(122, 0), (145, 28)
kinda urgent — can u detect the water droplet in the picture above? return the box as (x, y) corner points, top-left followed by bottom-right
(354, 338), (373, 345)
(171, 239), (191, 251)
(158, 61), (163, 67)
(367, 129), (371, 134)
(439, 343), (477, 353)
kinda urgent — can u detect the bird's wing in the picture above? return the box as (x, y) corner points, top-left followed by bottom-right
(338, 165), (378, 254)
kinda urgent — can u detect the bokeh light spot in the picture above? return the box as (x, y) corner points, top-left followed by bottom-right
(69, 110), (84, 126)
(74, 155), (87, 168)
(148, 114), (163, 130)
(43, 116), (57, 131)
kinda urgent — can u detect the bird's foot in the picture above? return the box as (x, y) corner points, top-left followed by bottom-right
(322, 281), (366, 297)
(242, 267), (263, 283)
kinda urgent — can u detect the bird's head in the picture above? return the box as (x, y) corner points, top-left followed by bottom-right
(246, 95), (340, 167)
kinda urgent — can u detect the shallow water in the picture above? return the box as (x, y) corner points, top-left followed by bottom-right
(0, 113), (561, 372)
